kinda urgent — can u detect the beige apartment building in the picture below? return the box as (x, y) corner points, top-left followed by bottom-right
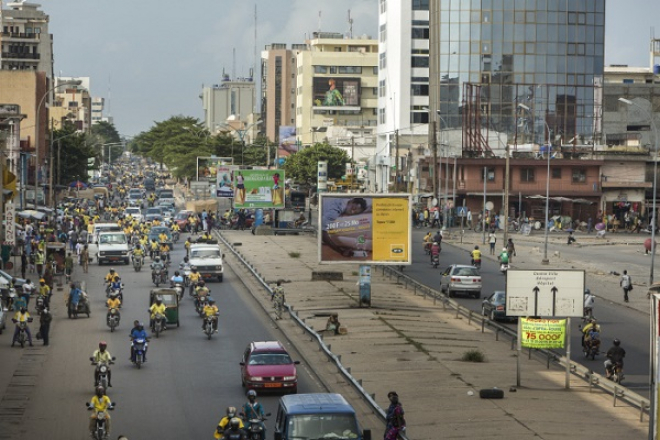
(50, 77), (92, 132)
(296, 32), (378, 147)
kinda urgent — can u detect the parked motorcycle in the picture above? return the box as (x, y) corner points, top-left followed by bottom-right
(107, 308), (120, 332)
(152, 313), (166, 338)
(90, 357), (116, 390)
(86, 401), (115, 440)
(131, 338), (148, 369)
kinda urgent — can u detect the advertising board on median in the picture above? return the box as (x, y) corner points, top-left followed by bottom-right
(505, 269), (584, 318)
(233, 169), (285, 209)
(318, 194), (411, 265)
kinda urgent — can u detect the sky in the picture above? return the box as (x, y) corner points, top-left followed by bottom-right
(17, 0), (660, 137)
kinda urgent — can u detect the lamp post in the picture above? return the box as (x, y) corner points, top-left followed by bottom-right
(519, 103), (552, 264)
(49, 130), (83, 209)
(620, 98), (659, 286)
(34, 79), (81, 208)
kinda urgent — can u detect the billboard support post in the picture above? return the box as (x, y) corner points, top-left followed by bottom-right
(359, 265), (371, 307)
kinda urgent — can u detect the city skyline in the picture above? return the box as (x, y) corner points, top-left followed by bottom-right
(34, 0), (660, 136)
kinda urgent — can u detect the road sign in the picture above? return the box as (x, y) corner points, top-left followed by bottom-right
(505, 269), (584, 317)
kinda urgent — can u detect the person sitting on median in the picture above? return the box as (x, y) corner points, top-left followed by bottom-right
(326, 313), (341, 335)
(294, 214), (306, 228)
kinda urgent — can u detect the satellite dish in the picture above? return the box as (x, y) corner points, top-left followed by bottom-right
(432, 198), (438, 207)
(485, 201), (494, 211)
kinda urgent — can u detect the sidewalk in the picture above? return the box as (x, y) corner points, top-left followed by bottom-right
(219, 231), (647, 440)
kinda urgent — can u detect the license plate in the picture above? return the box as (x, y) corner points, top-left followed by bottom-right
(264, 383), (282, 388)
(109, 257), (121, 261)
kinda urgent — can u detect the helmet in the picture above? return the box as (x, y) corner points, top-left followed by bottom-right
(175, 271), (180, 276)
(503, 248), (508, 252)
(156, 296), (163, 303)
(155, 256), (161, 262)
(39, 278), (45, 283)
(137, 322), (144, 330)
(474, 246), (479, 250)
(584, 288), (591, 295)
(247, 390), (257, 399)
(198, 280), (205, 286)
(208, 298), (215, 304)
(96, 386), (105, 395)
(229, 417), (241, 430)
(226, 406), (237, 417)
(99, 341), (107, 350)
(109, 268), (115, 273)
(191, 266), (198, 271)
(613, 339), (620, 346)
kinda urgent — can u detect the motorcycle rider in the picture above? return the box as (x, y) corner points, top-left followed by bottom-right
(91, 342), (114, 387)
(104, 268), (119, 285)
(129, 321), (149, 362)
(110, 276), (122, 295)
(470, 246), (482, 266)
(241, 390), (266, 440)
(150, 256), (166, 283)
(11, 306), (33, 347)
(189, 266), (201, 286)
(149, 296), (167, 331)
(581, 318), (601, 349)
(202, 298), (219, 333)
(605, 338), (626, 380)
(423, 231), (433, 253)
(38, 278), (51, 309)
(430, 242), (440, 264)
(195, 280), (210, 308)
(498, 247), (509, 267)
(67, 282), (82, 317)
(88, 386), (113, 436)
(222, 417), (247, 440)
(106, 291), (122, 325)
(583, 289), (596, 320)
(214, 406), (244, 439)
(132, 245), (145, 265)
(170, 271), (184, 286)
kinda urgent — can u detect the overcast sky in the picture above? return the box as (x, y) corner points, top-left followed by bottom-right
(22, 0), (660, 136)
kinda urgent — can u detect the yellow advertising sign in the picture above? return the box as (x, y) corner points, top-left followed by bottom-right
(372, 198), (409, 262)
(520, 318), (566, 349)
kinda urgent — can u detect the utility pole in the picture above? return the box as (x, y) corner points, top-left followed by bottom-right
(503, 144), (510, 244)
(432, 120), (438, 202)
(395, 129), (400, 192)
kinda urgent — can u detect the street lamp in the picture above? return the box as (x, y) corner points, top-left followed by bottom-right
(231, 120), (262, 165)
(518, 103), (552, 264)
(620, 97), (659, 286)
(49, 130), (83, 209)
(34, 79), (82, 207)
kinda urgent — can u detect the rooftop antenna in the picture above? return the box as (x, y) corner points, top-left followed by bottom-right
(232, 48), (236, 81)
(347, 9), (353, 38)
(107, 75), (112, 117)
(254, 3), (258, 112)
(318, 10), (322, 34)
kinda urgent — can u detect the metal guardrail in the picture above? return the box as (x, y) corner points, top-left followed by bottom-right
(217, 232), (408, 439)
(380, 265), (650, 421)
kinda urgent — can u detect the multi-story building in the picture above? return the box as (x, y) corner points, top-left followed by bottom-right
(261, 43), (306, 154)
(50, 77), (92, 132)
(201, 74), (257, 136)
(0, 1), (53, 79)
(295, 32), (379, 151)
(91, 97), (105, 124)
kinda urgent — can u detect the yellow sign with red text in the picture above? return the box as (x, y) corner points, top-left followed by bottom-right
(520, 318), (566, 349)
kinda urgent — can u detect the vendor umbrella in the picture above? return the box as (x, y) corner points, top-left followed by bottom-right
(69, 180), (88, 189)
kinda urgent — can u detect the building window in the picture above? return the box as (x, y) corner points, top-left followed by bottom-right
(314, 66), (327, 74)
(411, 84), (429, 96)
(338, 66), (362, 74)
(551, 168), (562, 179)
(411, 112), (429, 124)
(481, 168), (496, 182)
(380, 24), (387, 42)
(411, 56), (429, 68)
(380, 52), (387, 69)
(572, 169), (587, 183)
(412, 27), (429, 39)
(520, 168), (535, 182)
(380, 0), (386, 14)
(379, 80), (387, 97)
(412, 0), (429, 10)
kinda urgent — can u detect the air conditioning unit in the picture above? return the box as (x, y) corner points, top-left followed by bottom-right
(377, 156), (390, 166)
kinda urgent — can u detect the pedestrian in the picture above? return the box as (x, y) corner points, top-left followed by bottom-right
(384, 391), (406, 440)
(466, 208), (472, 229)
(488, 231), (497, 255)
(431, 209), (440, 228)
(272, 281), (286, 320)
(20, 253), (27, 279)
(506, 238), (516, 262)
(620, 270), (632, 303)
(39, 308), (52, 346)
(34, 249), (44, 277)
(587, 217), (593, 234)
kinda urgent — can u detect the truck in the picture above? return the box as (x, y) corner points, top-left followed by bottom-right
(188, 243), (224, 282)
(97, 231), (131, 265)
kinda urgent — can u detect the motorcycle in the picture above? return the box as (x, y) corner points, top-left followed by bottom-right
(90, 357), (116, 389)
(152, 268), (167, 287)
(203, 315), (216, 340)
(431, 253), (440, 268)
(152, 313), (166, 338)
(500, 263), (509, 274)
(243, 416), (269, 440)
(131, 338), (148, 369)
(12, 320), (32, 348)
(607, 361), (624, 383)
(67, 293), (91, 319)
(172, 230), (180, 243)
(173, 283), (185, 301)
(107, 308), (120, 332)
(582, 338), (600, 360)
(195, 294), (209, 317)
(86, 401), (115, 440)
(471, 258), (482, 269)
(110, 286), (124, 303)
(423, 242), (432, 255)
(133, 256), (143, 272)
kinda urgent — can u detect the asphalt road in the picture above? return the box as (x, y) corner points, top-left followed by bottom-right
(14, 231), (323, 439)
(408, 229), (651, 393)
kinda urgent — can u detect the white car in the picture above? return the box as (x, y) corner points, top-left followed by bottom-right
(124, 207), (143, 222)
(189, 244), (224, 282)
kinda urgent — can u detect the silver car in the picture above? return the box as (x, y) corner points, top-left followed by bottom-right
(440, 264), (482, 299)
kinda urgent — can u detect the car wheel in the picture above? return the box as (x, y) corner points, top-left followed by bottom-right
(447, 290), (454, 298)
(218, 275), (223, 282)
(472, 292), (480, 299)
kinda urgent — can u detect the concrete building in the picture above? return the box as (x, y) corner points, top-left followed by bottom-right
(295, 32), (378, 160)
(0, 1), (53, 79)
(50, 76), (92, 133)
(91, 97), (105, 124)
(260, 43), (306, 150)
(0, 102), (26, 178)
(201, 74), (257, 135)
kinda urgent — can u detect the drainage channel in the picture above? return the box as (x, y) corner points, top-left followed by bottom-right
(0, 350), (47, 439)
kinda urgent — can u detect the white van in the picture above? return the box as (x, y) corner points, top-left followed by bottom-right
(97, 231), (130, 265)
(189, 243), (224, 282)
(90, 223), (122, 244)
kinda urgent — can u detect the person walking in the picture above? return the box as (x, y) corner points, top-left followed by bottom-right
(506, 238), (516, 263)
(272, 281), (286, 320)
(466, 208), (472, 229)
(488, 231), (497, 255)
(620, 270), (632, 303)
(20, 253), (27, 279)
(384, 391), (406, 440)
(39, 308), (52, 346)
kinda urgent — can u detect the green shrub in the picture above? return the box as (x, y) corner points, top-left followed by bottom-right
(461, 349), (486, 363)
(289, 252), (301, 258)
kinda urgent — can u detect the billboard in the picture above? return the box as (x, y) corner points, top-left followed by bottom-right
(313, 77), (361, 109)
(278, 126), (297, 158)
(216, 165), (238, 198)
(197, 157), (233, 182)
(234, 169), (286, 208)
(319, 194), (411, 264)
(505, 270), (584, 317)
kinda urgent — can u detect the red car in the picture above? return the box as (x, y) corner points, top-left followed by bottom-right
(174, 210), (193, 231)
(240, 341), (299, 393)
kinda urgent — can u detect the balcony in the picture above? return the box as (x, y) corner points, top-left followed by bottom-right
(1, 52), (40, 60)
(1, 32), (40, 40)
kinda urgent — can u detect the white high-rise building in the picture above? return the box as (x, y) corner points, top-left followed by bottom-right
(376, 0), (430, 193)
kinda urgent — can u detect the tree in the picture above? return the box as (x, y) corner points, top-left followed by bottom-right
(52, 124), (98, 185)
(283, 143), (350, 185)
(91, 121), (123, 163)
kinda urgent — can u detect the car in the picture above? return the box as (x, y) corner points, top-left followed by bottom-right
(128, 193), (143, 207)
(481, 290), (516, 322)
(148, 226), (173, 249)
(240, 341), (299, 393)
(124, 207), (143, 222)
(189, 243), (223, 282)
(174, 210), (193, 231)
(440, 264), (482, 298)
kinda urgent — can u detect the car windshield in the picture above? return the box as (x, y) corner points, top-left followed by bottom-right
(175, 212), (189, 220)
(146, 208), (161, 215)
(493, 292), (505, 302)
(454, 267), (480, 277)
(248, 353), (292, 365)
(287, 414), (358, 440)
(191, 249), (220, 259)
(159, 191), (173, 198)
(99, 234), (127, 245)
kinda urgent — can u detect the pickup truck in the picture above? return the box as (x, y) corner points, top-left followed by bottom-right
(97, 231), (131, 265)
(189, 243), (224, 282)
